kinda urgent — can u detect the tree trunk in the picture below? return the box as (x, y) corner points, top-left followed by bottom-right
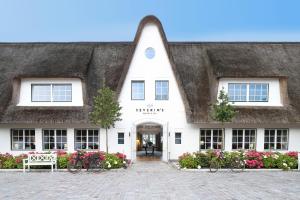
(106, 128), (108, 153)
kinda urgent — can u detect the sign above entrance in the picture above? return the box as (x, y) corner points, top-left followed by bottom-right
(136, 104), (164, 115)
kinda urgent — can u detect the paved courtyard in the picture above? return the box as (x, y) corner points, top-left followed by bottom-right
(0, 161), (299, 200)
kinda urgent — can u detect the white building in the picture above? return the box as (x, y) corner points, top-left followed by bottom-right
(0, 16), (300, 161)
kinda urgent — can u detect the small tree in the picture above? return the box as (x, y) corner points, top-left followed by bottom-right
(90, 87), (122, 153)
(212, 88), (237, 124)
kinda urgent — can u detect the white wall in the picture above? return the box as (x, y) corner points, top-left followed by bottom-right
(218, 78), (282, 106)
(113, 22), (198, 160)
(18, 78), (83, 106)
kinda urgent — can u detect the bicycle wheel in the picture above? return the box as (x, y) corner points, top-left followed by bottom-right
(88, 160), (105, 173)
(209, 159), (220, 173)
(230, 157), (245, 173)
(67, 160), (83, 173)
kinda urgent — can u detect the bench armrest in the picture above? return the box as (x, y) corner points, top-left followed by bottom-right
(23, 158), (28, 165)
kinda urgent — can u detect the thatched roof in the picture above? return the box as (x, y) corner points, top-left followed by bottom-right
(1, 16), (300, 125)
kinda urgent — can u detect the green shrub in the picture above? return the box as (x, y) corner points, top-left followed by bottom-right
(194, 152), (210, 168)
(178, 153), (199, 169)
(276, 154), (298, 170)
(3, 158), (17, 169)
(262, 154), (277, 169)
(104, 154), (123, 169)
(57, 155), (69, 169)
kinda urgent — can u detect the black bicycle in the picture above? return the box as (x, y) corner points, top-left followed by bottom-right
(67, 151), (105, 173)
(209, 151), (245, 173)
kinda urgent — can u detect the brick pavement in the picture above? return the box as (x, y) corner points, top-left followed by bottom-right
(0, 161), (299, 200)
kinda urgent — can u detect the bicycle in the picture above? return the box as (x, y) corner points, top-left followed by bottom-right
(209, 151), (245, 173)
(67, 151), (105, 173)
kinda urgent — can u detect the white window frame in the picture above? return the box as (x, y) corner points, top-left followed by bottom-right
(74, 129), (99, 150)
(175, 132), (181, 144)
(131, 80), (145, 100)
(264, 129), (289, 151)
(42, 129), (68, 150)
(200, 129), (224, 150)
(31, 83), (72, 102)
(228, 83), (269, 102)
(11, 129), (36, 151)
(155, 80), (169, 100)
(118, 132), (125, 144)
(232, 129), (256, 150)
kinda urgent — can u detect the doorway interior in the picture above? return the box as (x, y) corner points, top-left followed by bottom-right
(136, 123), (162, 161)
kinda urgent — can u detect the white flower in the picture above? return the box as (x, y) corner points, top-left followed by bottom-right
(197, 165), (202, 169)
(283, 163), (287, 167)
(123, 161), (126, 164)
(192, 154), (196, 158)
(106, 161), (110, 164)
(263, 155), (267, 159)
(114, 160), (118, 164)
(108, 164), (111, 168)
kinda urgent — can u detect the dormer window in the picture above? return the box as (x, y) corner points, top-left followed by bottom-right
(228, 83), (269, 102)
(18, 78), (83, 106)
(31, 84), (72, 102)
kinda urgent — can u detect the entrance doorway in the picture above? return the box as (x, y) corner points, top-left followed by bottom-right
(136, 123), (163, 161)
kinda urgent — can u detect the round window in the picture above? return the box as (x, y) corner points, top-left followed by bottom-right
(145, 47), (155, 59)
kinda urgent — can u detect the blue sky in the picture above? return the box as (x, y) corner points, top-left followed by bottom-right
(1, 0), (300, 42)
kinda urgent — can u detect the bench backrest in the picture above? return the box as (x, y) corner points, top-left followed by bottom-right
(28, 153), (57, 163)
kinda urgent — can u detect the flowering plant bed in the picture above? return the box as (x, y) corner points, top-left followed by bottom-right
(178, 150), (298, 170)
(0, 151), (130, 170)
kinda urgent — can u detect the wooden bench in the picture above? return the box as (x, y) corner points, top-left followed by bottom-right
(23, 153), (57, 172)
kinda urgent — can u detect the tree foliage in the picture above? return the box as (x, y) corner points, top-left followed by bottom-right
(90, 87), (122, 152)
(212, 88), (237, 124)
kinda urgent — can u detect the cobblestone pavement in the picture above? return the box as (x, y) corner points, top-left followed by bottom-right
(0, 161), (299, 200)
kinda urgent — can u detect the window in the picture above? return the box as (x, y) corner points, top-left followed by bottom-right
(142, 134), (156, 145)
(118, 132), (124, 144)
(155, 80), (169, 100)
(75, 129), (99, 150)
(264, 129), (288, 150)
(175, 132), (181, 144)
(228, 83), (269, 102)
(145, 47), (155, 59)
(52, 84), (72, 102)
(11, 129), (35, 150)
(249, 83), (268, 102)
(131, 81), (145, 100)
(232, 129), (256, 150)
(200, 129), (223, 150)
(31, 85), (51, 102)
(43, 129), (67, 150)
(228, 83), (247, 102)
(31, 84), (72, 102)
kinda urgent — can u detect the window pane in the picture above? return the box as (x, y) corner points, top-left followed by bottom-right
(175, 132), (181, 144)
(249, 83), (268, 102)
(32, 85), (51, 102)
(118, 133), (125, 144)
(52, 84), (72, 102)
(131, 81), (145, 100)
(156, 81), (169, 100)
(228, 83), (247, 102)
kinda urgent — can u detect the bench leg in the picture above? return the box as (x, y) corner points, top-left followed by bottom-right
(51, 165), (53, 172)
